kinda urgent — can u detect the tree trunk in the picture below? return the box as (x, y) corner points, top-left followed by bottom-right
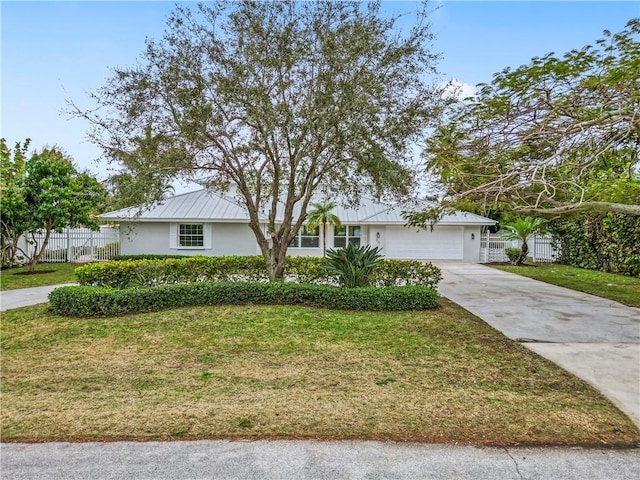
(322, 219), (327, 257)
(264, 247), (287, 281)
(28, 228), (52, 273)
(260, 240), (288, 282)
(517, 201), (640, 216)
(515, 241), (529, 266)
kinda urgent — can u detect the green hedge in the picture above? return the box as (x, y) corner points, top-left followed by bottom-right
(548, 213), (640, 277)
(111, 254), (190, 261)
(74, 255), (442, 289)
(49, 282), (439, 317)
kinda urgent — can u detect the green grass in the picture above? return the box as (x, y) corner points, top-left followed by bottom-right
(0, 263), (79, 290)
(2, 300), (638, 446)
(490, 263), (640, 308)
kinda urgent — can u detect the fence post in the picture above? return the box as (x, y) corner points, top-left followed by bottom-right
(66, 229), (72, 262)
(89, 231), (94, 262)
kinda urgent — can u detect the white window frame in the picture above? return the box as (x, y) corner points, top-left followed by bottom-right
(289, 225), (320, 248)
(333, 225), (361, 248)
(170, 223), (212, 250)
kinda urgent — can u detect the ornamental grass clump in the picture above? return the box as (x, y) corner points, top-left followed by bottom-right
(324, 244), (384, 288)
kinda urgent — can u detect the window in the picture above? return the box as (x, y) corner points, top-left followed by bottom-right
(179, 224), (204, 247)
(289, 225), (320, 248)
(334, 225), (361, 248)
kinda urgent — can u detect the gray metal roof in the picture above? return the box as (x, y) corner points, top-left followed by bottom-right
(99, 190), (257, 223)
(99, 189), (496, 226)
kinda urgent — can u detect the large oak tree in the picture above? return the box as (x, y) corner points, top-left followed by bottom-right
(410, 18), (640, 227)
(73, 1), (440, 280)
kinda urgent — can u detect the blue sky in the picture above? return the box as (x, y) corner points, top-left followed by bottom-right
(2, 1), (638, 192)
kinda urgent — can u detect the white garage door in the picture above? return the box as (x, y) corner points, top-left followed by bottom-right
(385, 226), (464, 260)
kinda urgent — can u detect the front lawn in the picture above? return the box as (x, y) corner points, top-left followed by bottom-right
(2, 300), (638, 446)
(490, 264), (640, 308)
(0, 263), (79, 291)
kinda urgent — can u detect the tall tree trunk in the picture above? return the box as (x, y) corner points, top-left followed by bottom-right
(516, 241), (529, 266)
(322, 218), (327, 257)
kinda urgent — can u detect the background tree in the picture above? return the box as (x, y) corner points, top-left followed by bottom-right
(306, 202), (342, 257)
(501, 217), (545, 266)
(13, 148), (105, 272)
(105, 125), (182, 210)
(0, 138), (30, 267)
(72, 0), (439, 280)
(409, 18), (640, 228)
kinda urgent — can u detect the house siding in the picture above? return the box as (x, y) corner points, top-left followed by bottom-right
(463, 226), (482, 262)
(119, 222), (257, 257)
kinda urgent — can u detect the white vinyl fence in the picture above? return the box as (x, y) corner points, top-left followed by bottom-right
(18, 226), (120, 263)
(480, 232), (559, 263)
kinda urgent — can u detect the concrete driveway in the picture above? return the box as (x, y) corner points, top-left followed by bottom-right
(434, 262), (640, 427)
(0, 284), (76, 311)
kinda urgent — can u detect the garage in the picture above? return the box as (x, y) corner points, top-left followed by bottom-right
(384, 226), (464, 260)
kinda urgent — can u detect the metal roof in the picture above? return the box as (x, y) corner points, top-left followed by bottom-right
(98, 189), (496, 226)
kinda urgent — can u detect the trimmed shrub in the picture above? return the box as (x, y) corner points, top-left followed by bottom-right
(74, 255), (442, 289)
(376, 259), (442, 289)
(111, 254), (190, 261)
(504, 247), (521, 264)
(548, 213), (640, 276)
(49, 282), (439, 317)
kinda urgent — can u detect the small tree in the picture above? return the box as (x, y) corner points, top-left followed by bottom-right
(306, 202), (342, 257)
(14, 148), (105, 272)
(0, 138), (30, 267)
(501, 217), (545, 265)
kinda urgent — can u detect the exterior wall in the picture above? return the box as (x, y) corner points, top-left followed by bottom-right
(118, 221), (486, 261)
(364, 225), (385, 252)
(120, 223), (175, 256)
(119, 222), (257, 256)
(209, 223), (260, 256)
(286, 248), (323, 257)
(463, 226), (482, 262)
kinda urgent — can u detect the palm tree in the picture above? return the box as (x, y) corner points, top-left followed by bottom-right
(501, 216), (545, 265)
(306, 202), (342, 257)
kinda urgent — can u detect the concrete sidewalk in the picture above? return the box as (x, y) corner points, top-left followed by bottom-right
(434, 262), (640, 427)
(2, 440), (639, 480)
(0, 284), (75, 311)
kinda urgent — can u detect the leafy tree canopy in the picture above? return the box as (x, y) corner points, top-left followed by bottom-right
(72, 0), (440, 279)
(410, 18), (640, 228)
(0, 138), (31, 267)
(9, 147), (105, 272)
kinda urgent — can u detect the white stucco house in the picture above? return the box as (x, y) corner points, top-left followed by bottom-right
(98, 189), (496, 262)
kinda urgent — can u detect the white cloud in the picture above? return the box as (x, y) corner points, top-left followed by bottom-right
(437, 78), (477, 101)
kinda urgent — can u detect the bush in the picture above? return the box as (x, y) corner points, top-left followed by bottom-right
(111, 254), (190, 261)
(504, 247), (522, 264)
(49, 282), (439, 317)
(376, 259), (442, 289)
(548, 213), (640, 277)
(75, 256), (270, 288)
(325, 244), (384, 287)
(75, 255), (442, 289)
